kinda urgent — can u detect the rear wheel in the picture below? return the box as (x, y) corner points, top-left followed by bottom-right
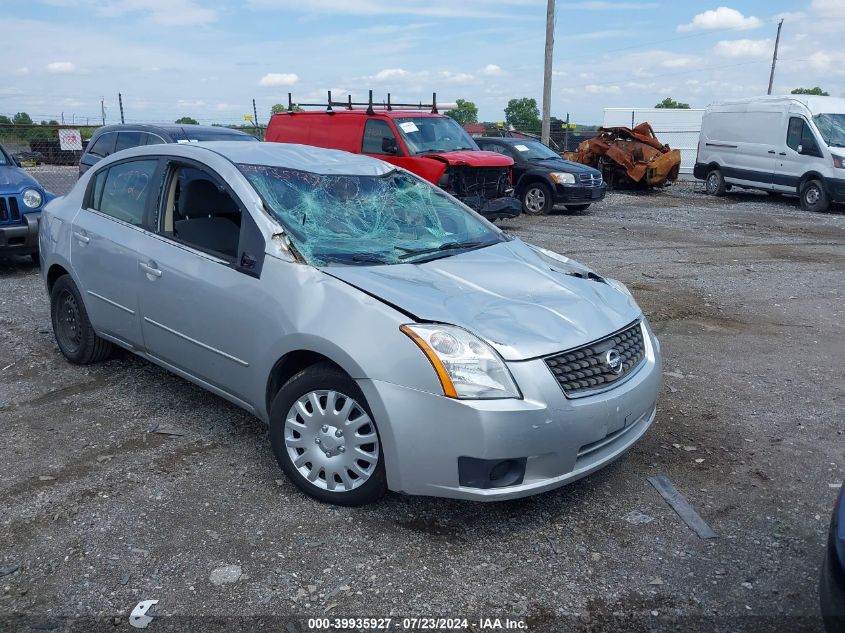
(269, 362), (387, 506)
(564, 203), (591, 212)
(521, 182), (553, 215)
(705, 168), (726, 196)
(50, 275), (113, 364)
(799, 179), (829, 212)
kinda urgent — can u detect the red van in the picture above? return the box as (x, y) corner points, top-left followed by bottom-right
(265, 98), (521, 221)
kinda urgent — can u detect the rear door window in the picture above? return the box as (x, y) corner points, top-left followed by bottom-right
(115, 131), (144, 153)
(87, 133), (116, 158)
(94, 160), (160, 226)
(144, 133), (166, 145)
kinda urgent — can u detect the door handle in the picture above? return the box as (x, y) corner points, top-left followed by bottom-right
(778, 152), (786, 156)
(767, 150), (776, 154)
(139, 261), (162, 278)
(73, 231), (90, 244)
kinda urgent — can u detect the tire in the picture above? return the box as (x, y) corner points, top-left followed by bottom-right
(521, 182), (553, 215)
(564, 203), (591, 212)
(268, 362), (387, 506)
(705, 168), (726, 196)
(50, 274), (113, 364)
(29, 252), (40, 266)
(799, 178), (830, 212)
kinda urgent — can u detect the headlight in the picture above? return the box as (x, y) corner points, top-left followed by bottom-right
(22, 188), (42, 209)
(400, 324), (520, 399)
(833, 155), (845, 169)
(549, 172), (576, 184)
(606, 277), (636, 301)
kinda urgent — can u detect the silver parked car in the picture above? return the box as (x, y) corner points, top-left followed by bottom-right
(39, 141), (662, 506)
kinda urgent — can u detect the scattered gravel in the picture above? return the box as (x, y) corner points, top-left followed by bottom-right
(1, 182), (843, 631)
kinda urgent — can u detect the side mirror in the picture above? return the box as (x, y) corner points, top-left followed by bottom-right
(796, 144), (803, 154)
(381, 137), (398, 155)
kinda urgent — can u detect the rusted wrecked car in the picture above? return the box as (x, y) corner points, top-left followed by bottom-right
(565, 123), (681, 188)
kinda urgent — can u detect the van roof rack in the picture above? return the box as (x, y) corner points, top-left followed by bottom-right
(285, 90), (440, 115)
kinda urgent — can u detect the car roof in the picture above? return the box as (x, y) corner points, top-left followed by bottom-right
(476, 137), (537, 143)
(93, 123), (254, 137)
(273, 109), (447, 120)
(154, 141), (395, 176)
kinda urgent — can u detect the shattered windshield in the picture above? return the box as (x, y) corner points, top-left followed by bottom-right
(238, 165), (504, 266)
(394, 117), (478, 155)
(813, 113), (845, 147)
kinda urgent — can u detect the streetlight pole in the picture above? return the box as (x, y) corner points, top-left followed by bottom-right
(541, 0), (555, 145)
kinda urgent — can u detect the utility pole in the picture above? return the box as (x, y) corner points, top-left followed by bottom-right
(118, 93), (125, 124)
(541, 0), (555, 145)
(767, 19), (783, 95)
(100, 97), (106, 125)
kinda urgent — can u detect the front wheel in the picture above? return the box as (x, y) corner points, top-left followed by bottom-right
(705, 168), (726, 196)
(521, 182), (553, 215)
(799, 179), (830, 213)
(564, 203), (591, 212)
(269, 363), (387, 506)
(50, 275), (113, 364)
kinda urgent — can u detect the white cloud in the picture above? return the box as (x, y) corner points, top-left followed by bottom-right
(15, 67), (29, 75)
(808, 51), (833, 71)
(678, 7), (761, 32)
(372, 68), (409, 81)
(95, 0), (217, 26)
(46, 61), (76, 73)
(660, 57), (693, 68)
(482, 64), (502, 76)
(439, 71), (474, 83)
(585, 84), (621, 94)
(714, 38), (772, 58)
(177, 99), (206, 107)
(215, 103), (241, 111)
(811, 0), (845, 20)
(258, 72), (299, 87)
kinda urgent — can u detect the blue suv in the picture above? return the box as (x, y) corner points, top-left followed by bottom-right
(0, 144), (54, 261)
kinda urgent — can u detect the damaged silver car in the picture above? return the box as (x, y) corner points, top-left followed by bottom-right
(39, 141), (662, 505)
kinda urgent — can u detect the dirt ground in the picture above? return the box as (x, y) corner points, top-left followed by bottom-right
(1, 183), (843, 633)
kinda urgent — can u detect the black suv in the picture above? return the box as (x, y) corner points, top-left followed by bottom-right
(475, 137), (607, 215)
(78, 124), (258, 176)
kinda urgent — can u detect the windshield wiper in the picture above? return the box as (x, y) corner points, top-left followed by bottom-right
(317, 253), (387, 265)
(417, 148), (451, 154)
(397, 240), (489, 260)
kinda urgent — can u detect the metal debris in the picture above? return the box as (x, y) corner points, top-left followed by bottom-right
(648, 474), (717, 539)
(565, 123), (682, 188)
(129, 599), (158, 629)
(210, 564), (242, 585)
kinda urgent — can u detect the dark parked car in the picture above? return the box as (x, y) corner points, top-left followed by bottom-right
(822, 483), (845, 632)
(475, 137), (607, 215)
(0, 144), (54, 260)
(78, 124), (258, 176)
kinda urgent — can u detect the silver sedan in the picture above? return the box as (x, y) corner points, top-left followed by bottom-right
(39, 141), (662, 505)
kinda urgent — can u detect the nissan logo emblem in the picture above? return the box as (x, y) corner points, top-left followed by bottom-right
(605, 349), (623, 374)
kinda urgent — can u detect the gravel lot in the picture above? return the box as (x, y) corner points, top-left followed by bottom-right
(1, 183), (843, 632)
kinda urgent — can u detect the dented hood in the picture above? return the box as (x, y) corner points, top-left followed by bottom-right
(422, 150), (513, 168)
(322, 239), (641, 360)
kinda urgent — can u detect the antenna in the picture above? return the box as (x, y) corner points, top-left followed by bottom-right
(287, 92), (293, 113)
(327, 90), (334, 114)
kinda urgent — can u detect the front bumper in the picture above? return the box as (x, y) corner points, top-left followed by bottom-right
(359, 320), (662, 500)
(553, 182), (608, 204)
(459, 195), (522, 220)
(0, 212), (40, 255)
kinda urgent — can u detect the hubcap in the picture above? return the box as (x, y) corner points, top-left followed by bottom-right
(805, 186), (820, 205)
(57, 290), (82, 352)
(706, 172), (719, 193)
(284, 390), (379, 492)
(524, 187), (546, 213)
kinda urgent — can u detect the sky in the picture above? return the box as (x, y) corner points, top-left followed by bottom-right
(2, 0), (844, 127)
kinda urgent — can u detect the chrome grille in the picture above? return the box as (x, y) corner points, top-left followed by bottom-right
(544, 321), (645, 397)
(578, 173), (603, 187)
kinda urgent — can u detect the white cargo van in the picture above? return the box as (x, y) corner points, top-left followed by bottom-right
(694, 95), (845, 212)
